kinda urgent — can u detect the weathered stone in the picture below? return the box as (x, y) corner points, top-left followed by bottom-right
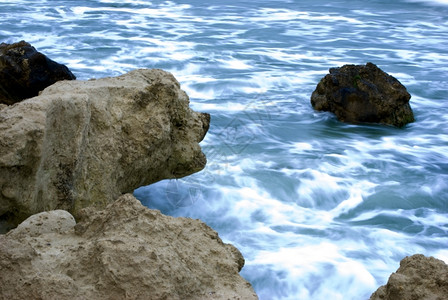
(0, 194), (258, 300)
(0, 69), (210, 227)
(9, 209), (75, 238)
(311, 62), (414, 127)
(370, 254), (448, 300)
(0, 41), (76, 105)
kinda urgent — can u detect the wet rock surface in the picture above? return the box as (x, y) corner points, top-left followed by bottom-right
(0, 41), (76, 105)
(311, 62), (414, 127)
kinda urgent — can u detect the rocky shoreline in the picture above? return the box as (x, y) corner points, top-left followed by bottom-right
(370, 254), (448, 300)
(0, 42), (258, 299)
(0, 67), (210, 228)
(0, 194), (258, 299)
(1, 42), (446, 299)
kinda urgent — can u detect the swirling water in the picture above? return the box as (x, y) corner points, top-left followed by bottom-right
(2, 0), (448, 299)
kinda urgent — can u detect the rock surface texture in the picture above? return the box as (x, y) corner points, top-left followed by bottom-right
(0, 69), (210, 227)
(370, 254), (448, 300)
(0, 41), (76, 105)
(0, 194), (258, 300)
(311, 62), (414, 127)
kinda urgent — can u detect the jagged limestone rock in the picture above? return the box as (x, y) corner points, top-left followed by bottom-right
(0, 194), (258, 300)
(370, 254), (448, 300)
(0, 69), (210, 227)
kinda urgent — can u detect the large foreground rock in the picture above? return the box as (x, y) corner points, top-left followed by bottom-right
(0, 194), (258, 300)
(311, 62), (414, 127)
(0, 41), (76, 105)
(0, 69), (210, 227)
(370, 254), (448, 300)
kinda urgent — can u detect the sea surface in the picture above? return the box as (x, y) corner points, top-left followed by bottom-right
(1, 0), (447, 299)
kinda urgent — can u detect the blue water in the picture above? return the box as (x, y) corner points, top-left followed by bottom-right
(2, 0), (448, 299)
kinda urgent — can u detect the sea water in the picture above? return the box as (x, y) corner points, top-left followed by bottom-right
(1, 0), (447, 299)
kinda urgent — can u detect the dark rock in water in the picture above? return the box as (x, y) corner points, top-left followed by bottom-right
(370, 254), (448, 300)
(311, 62), (414, 127)
(0, 41), (76, 105)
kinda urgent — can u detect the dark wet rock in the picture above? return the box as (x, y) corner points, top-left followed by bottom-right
(0, 41), (76, 105)
(311, 62), (414, 127)
(370, 254), (448, 300)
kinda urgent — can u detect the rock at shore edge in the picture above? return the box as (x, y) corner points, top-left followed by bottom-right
(0, 193), (258, 300)
(0, 68), (210, 227)
(370, 254), (448, 300)
(0, 40), (76, 105)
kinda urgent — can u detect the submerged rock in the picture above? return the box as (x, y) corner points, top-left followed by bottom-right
(370, 254), (448, 300)
(0, 194), (258, 299)
(0, 41), (76, 105)
(311, 62), (414, 127)
(0, 69), (210, 227)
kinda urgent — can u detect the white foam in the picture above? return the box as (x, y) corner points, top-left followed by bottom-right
(248, 8), (362, 24)
(99, 0), (153, 4)
(291, 142), (314, 152)
(330, 182), (376, 217)
(250, 243), (376, 300)
(216, 58), (253, 70)
(405, 0), (448, 5)
(434, 249), (448, 264)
